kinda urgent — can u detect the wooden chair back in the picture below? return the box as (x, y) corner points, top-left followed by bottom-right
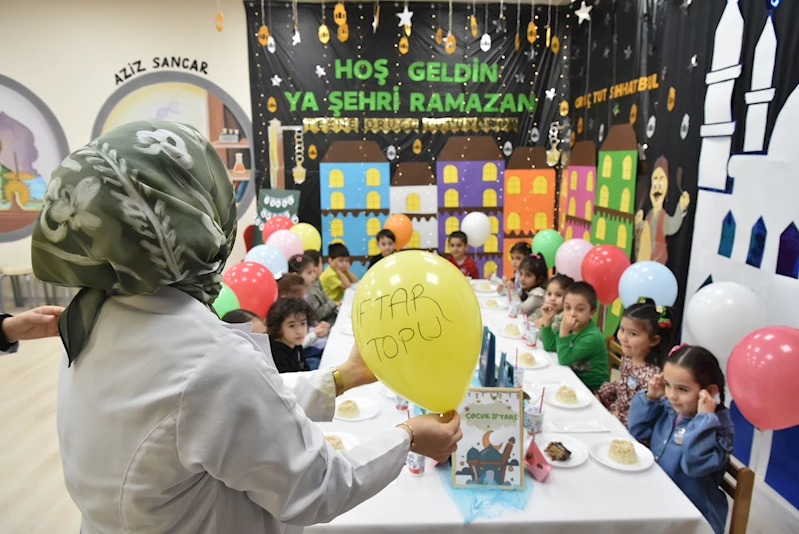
(606, 336), (623, 380)
(721, 456), (755, 534)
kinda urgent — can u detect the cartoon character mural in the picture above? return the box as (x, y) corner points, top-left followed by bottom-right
(634, 156), (690, 264)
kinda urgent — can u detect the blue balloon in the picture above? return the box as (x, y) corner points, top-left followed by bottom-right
(244, 245), (288, 278)
(618, 261), (678, 308)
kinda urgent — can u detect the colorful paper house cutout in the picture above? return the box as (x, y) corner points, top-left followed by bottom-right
(561, 140), (597, 243)
(390, 162), (438, 250)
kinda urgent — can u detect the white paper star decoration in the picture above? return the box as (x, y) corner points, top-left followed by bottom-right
(575, 1), (592, 25)
(315, 65), (327, 77)
(271, 75), (283, 87)
(396, 6), (413, 27)
(545, 88), (556, 100)
(292, 30), (301, 46)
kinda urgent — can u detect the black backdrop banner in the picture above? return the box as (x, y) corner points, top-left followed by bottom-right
(245, 1), (569, 273)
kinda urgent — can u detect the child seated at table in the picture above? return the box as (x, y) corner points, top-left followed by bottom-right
(266, 298), (316, 373)
(304, 250), (340, 324)
(368, 229), (396, 269)
(518, 253), (548, 317)
(277, 272), (328, 369)
(551, 282), (608, 392)
(495, 241), (532, 295)
(533, 274), (574, 351)
(446, 231), (479, 279)
(289, 253), (318, 288)
(320, 243), (359, 303)
(628, 345), (733, 534)
(597, 298), (673, 426)
(221, 309), (267, 334)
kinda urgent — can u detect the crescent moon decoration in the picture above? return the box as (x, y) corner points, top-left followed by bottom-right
(482, 431), (493, 448)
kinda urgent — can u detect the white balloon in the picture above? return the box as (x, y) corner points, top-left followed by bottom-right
(684, 282), (767, 369)
(460, 212), (491, 248)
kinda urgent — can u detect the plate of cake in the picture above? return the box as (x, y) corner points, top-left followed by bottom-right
(589, 437), (655, 472)
(535, 433), (589, 468)
(324, 432), (360, 452)
(517, 351), (549, 370)
(472, 280), (497, 293)
(334, 397), (380, 421)
(496, 323), (524, 339)
(480, 298), (508, 310)
(544, 385), (592, 409)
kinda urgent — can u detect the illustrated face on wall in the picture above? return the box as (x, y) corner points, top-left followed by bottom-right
(650, 166), (669, 211)
(399, 36), (410, 55)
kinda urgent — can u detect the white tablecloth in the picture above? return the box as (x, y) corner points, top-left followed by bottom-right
(308, 288), (712, 534)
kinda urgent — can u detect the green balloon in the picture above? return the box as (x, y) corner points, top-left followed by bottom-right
(212, 282), (241, 318)
(532, 229), (564, 269)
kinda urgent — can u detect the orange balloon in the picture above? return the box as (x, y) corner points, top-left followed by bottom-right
(384, 214), (413, 250)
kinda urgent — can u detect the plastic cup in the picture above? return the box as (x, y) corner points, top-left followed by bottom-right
(407, 451), (426, 476)
(513, 366), (525, 388)
(526, 326), (540, 348)
(395, 394), (409, 411)
(509, 300), (520, 318)
(524, 405), (544, 436)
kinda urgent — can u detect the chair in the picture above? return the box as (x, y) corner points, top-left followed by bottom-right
(721, 456), (754, 534)
(606, 336), (623, 380)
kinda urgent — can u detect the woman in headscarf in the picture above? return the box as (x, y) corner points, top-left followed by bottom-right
(33, 121), (461, 534)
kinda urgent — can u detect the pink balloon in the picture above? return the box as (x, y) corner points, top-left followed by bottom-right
(728, 326), (799, 431)
(555, 239), (594, 281)
(266, 229), (304, 260)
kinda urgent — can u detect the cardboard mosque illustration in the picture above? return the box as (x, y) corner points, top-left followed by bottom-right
(390, 162), (438, 250)
(561, 140), (597, 243)
(436, 136), (505, 278)
(503, 147), (556, 275)
(319, 140), (390, 278)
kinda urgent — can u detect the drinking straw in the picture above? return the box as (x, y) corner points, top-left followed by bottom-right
(515, 348), (518, 368)
(539, 387), (546, 412)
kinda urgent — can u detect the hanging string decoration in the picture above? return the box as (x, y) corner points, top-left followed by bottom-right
(291, 0), (301, 46)
(527, 0), (538, 44)
(319, 0), (330, 44)
(372, 1), (380, 33)
(266, 0), (276, 52)
(258, 0), (270, 45)
(215, 0), (224, 32)
(514, 0), (521, 51)
(470, 0), (479, 38)
(480, 2), (491, 52)
(445, 0), (456, 54)
(334, 1), (349, 42)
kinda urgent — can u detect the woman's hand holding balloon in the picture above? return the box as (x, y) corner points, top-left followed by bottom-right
(335, 344), (377, 394)
(398, 411), (463, 463)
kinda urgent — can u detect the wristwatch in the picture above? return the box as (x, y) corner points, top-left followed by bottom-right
(0, 314), (16, 352)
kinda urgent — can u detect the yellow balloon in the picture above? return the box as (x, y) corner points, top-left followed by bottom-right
(352, 251), (482, 413)
(290, 222), (322, 251)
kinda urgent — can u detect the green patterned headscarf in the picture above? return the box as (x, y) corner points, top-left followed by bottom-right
(32, 121), (238, 364)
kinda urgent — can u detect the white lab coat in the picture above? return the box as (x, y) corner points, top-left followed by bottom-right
(57, 287), (409, 533)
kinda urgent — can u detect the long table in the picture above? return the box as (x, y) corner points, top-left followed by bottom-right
(309, 287), (713, 534)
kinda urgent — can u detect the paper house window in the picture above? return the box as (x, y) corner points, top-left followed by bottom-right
(406, 193), (421, 212)
(570, 171), (578, 190)
(583, 231), (591, 241)
(331, 238), (345, 245)
(507, 176), (521, 195)
(776, 223), (799, 279)
(612, 298), (622, 315)
(616, 224), (627, 249)
(444, 164), (459, 183)
(367, 217), (381, 236)
(446, 216), (460, 235)
(482, 163), (498, 182)
(331, 219), (344, 237)
(746, 217), (767, 268)
(408, 230), (421, 249)
(329, 169), (344, 188)
(584, 200), (592, 219)
(586, 171), (594, 192)
(565, 226), (574, 240)
(718, 211), (735, 258)
(489, 216), (499, 234)
(622, 156), (633, 180)
(485, 235), (499, 252)
(568, 197), (576, 216)
(602, 155), (612, 178)
(483, 189), (498, 207)
(331, 192), (345, 210)
(507, 212), (521, 231)
(368, 238), (380, 255)
(534, 212), (547, 230)
(596, 218), (607, 240)
(620, 188), (631, 212)
(445, 188), (459, 208)
(367, 191), (381, 210)
(366, 168), (381, 186)
(533, 176), (548, 195)
(599, 185), (610, 208)
(484, 261), (498, 279)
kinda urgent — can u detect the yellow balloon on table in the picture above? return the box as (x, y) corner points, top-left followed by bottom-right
(352, 251), (482, 413)
(290, 223), (322, 251)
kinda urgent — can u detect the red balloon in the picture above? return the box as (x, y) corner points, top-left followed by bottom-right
(728, 326), (799, 431)
(223, 262), (278, 318)
(580, 245), (631, 304)
(243, 225), (256, 251)
(261, 216), (294, 243)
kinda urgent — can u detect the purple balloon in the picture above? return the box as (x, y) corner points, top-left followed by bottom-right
(555, 239), (594, 281)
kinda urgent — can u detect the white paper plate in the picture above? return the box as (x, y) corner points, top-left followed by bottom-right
(535, 433), (589, 468)
(480, 298), (508, 310)
(544, 386), (593, 409)
(494, 324), (524, 339)
(324, 431), (360, 451)
(517, 352), (549, 370)
(472, 281), (497, 293)
(334, 397), (380, 421)
(589, 437), (655, 472)
(338, 323), (354, 336)
(545, 418), (610, 433)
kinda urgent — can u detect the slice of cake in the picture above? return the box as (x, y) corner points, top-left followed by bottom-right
(519, 352), (536, 367)
(545, 442), (572, 462)
(503, 324), (522, 337)
(555, 385), (578, 405)
(477, 282), (492, 292)
(485, 299), (499, 308)
(325, 435), (346, 451)
(336, 400), (361, 419)
(608, 439), (638, 465)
